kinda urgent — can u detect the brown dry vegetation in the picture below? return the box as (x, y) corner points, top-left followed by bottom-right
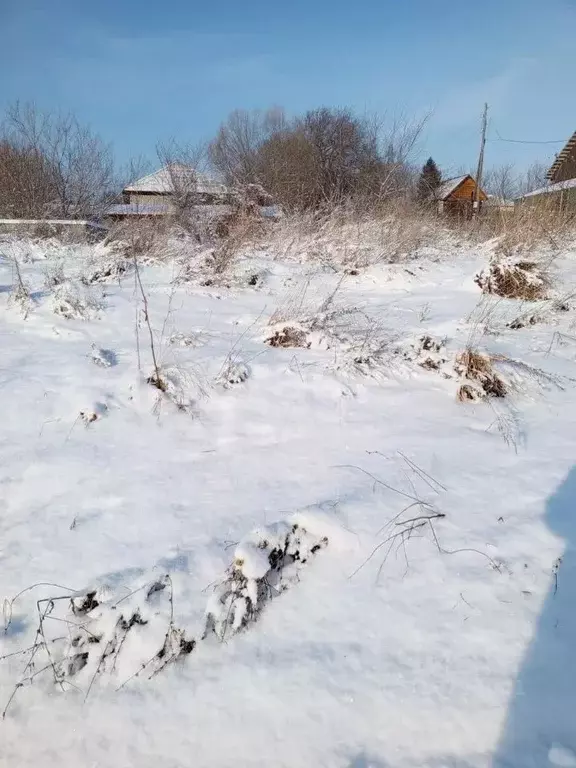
(265, 326), (310, 348)
(457, 199), (576, 254)
(455, 349), (508, 402)
(475, 260), (550, 301)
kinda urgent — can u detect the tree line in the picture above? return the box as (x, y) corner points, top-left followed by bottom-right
(0, 101), (549, 221)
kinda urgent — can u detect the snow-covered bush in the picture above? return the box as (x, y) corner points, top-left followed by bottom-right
(43, 260), (66, 289)
(7, 259), (33, 317)
(475, 259), (550, 301)
(2, 518), (327, 709)
(215, 360), (251, 388)
(204, 520), (328, 640)
(81, 258), (130, 285)
(147, 366), (203, 414)
(51, 280), (103, 319)
(398, 334), (451, 374)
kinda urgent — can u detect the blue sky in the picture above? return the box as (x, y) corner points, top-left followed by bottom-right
(2, 0), (575, 177)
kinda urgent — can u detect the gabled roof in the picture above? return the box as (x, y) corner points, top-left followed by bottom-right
(124, 164), (228, 196)
(432, 174), (487, 202)
(434, 175), (468, 200)
(547, 131), (576, 182)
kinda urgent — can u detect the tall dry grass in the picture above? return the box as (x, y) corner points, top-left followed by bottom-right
(457, 199), (576, 255)
(235, 199), (444, 269)
(103, 195), (576, 279)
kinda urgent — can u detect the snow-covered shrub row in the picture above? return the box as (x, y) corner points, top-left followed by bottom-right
(2, 518), (328, 708)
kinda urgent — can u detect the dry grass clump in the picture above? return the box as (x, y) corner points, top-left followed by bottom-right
(147, 366), (203, 414)
(475, 260), (550, 301)
(505, 294), (572, 330)
(202, 209), (259, 279)
(265, 325), (310, 348)
(454, 349), (507, 402)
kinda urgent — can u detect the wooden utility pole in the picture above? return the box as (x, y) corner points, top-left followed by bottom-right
(473, 103), (488, 214)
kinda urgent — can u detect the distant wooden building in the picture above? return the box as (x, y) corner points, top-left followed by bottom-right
(434, 175), (487, 217)
(515, 130), (576, 210)
(547, 130), (576, 184)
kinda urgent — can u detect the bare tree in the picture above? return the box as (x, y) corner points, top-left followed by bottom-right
(0, 139), (55, 218)
(2, 102), (114, 219)
(209, 108), (287, 186)
(483, 164), (518, 201)
(518, 161), (549, 195)
(255, 127), (320, 210)
(209, 105), (429, 211)
(295, 107), (379, 205)
(378, 112), (430, 198)
(483, 161), (551, 201)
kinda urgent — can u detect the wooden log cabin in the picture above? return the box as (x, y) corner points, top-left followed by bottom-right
(434, 175), (487, 217)
(547, 130), (576, 184)
(514, 130), (576, 210)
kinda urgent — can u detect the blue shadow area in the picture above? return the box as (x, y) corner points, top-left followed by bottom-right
(494, 466), (576, 767)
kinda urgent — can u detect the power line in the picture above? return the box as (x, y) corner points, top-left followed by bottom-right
(488, 127), (566, 145)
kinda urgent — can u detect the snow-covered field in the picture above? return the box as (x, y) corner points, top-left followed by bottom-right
(1, 232), (575, 767)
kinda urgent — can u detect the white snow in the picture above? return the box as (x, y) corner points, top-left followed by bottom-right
(1, 231), (576, 767)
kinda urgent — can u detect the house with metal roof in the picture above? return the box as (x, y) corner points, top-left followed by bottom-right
(106, 164), (230, 220)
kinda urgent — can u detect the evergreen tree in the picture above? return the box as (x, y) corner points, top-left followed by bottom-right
(417, 157), (442, 201)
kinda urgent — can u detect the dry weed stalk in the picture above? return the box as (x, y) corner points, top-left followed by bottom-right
(344, 455), (500, 582)
(8, 258), (33, 317)
(133, 256), (165, 391)
(342, 451), (501, 580)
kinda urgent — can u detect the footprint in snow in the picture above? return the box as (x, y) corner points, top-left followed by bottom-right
(91, 345), (117, 367)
